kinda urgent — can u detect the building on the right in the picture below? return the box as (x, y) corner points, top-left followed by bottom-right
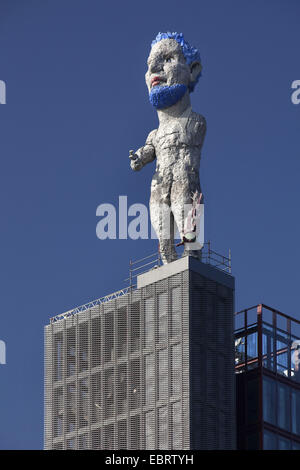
(235, 303), (300, 450)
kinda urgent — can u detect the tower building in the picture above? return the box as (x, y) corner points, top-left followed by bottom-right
(44, 253), (235, 450)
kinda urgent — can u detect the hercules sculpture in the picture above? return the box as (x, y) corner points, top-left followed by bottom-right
(130, 32), (206, 264)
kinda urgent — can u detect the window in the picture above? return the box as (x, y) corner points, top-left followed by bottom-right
(130, 359), (140, 410)
(67, 438), (76, 449)
(91, 316), (101, 368)
(278, 435), (291, 450)
(67, 384), (76, 433)
(130, 415), (140, 450)
(54, 333), (63, 381)
(145, 410), (155, 449)
(292, 440), (300, 450)
(247, 378), (259, 425)
(263, 376), (300, 436)
(144, 354), (155, 405)
(276, 332), (289, 376)
(118, 420), (127, 449)
(291, 345), (300, 383)
(117, 307), (127, 358)
(235, 335), (245, 366)
(278, 383), (290, 431)
(158, 349), (168, 401)
(158, 292), (168, 343)
(247, 331), (257, 361)
(53, 387), (63, 437)
(104, 369), (114, 419)
(103, 424), (114, 450)
(262, 323), (275, 371)
(263, 430), (277, 450)
(117, 364), (127, 414)
(171, 344), (181, 396)
(91, 372), (101, 424)
(92, 429), (101, 450)
(292, 389), (300, 436)
(67, 327), (76, 377)
(79, 322), (89, 372)
(171, 287), (181, 337)
(53, 442), (63, 450)
(78, 433), (89, 450)
(171, 401), (182, 449)
(131, 302), (140, 352)
(144, 298), (154, 348)
(158, 406), (168, 449)
(79, 378), (89, 428)
(263, 376), (276, 426)
(104, 312), (114, 363)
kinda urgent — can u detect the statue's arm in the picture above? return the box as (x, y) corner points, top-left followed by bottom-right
(129, 130), (157, 171)
(194, 114), (207, 148)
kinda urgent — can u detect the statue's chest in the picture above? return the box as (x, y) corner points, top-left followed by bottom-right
(155, 121), (191, 148)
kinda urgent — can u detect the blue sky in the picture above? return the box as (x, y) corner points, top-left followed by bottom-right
(0, 0), (299, 449)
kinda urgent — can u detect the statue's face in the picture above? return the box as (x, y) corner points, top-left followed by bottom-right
(145, 38), (191, 92)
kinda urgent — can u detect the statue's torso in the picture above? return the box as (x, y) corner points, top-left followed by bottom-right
(150, 110), (206, 181)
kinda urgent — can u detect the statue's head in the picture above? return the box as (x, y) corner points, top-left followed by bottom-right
(145, 32), (202, 110)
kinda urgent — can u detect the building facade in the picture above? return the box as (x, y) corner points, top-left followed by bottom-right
(235, 304), (300, 449)
(44, 256), (235, 450)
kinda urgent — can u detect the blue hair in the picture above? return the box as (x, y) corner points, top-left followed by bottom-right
(151, 32), (202, 91)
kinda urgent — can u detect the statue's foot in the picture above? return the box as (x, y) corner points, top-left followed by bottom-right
(161, 252), (178, 264)
(182, 248), (202, 261)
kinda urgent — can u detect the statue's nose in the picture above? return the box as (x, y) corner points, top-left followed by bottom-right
(149, 58), (163, 74)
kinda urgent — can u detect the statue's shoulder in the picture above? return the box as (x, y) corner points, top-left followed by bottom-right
(190, 111), (206, 128)
(146, 128), (158, 145)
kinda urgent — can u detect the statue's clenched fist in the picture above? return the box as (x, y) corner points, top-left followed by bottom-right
(129, 150), (143, 171)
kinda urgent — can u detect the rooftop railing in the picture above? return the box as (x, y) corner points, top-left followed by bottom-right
(50, 241), (231, 323)
(125, 240), (232, 288)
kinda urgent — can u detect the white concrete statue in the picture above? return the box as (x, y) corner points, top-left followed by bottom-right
(130, 32), (206, 264)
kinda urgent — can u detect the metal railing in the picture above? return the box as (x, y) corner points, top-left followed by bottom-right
(201, 241), (231, 274)
(50, 286), (131, 323)
(124, 241), (232, 288)
(50, 241), (231, 323)
(124, 250), (162, 288)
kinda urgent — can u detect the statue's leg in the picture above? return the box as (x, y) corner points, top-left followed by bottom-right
(150, 175), (177, 264)
(171, 176), (203, 261)
(159, 212), (177, 264)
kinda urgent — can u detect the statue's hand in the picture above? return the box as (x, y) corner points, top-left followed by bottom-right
(129, 150), (143, 171)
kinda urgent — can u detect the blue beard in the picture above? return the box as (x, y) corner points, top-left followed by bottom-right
(149, 84), (188, 109)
